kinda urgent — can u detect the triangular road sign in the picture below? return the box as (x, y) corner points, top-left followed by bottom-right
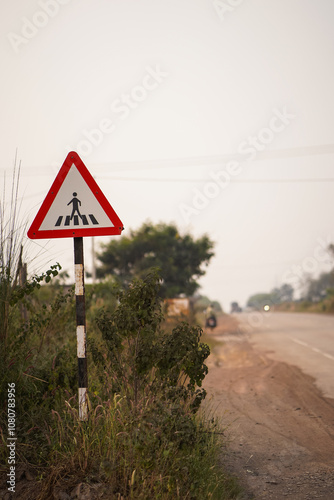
(28, 152), (124, 239)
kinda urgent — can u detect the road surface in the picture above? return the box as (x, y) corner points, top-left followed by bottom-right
(239, 311), (334, 399)
(203, 312), (334, 499)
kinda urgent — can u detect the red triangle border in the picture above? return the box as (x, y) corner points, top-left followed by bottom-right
(28, 152), (124, 239)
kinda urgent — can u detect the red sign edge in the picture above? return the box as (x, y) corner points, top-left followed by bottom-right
(27, 152), (124, 239)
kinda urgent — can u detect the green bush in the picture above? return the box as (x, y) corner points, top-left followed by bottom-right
(0, 267), (78, 466)
(92, 271), (209, 411)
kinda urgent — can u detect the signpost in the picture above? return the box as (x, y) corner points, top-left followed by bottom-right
(28, 151), (123, 420)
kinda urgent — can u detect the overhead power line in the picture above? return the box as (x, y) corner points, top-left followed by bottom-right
(9, 142), (334, 176)
(20, 177), (334, 204)
(88, 143), (334, 172)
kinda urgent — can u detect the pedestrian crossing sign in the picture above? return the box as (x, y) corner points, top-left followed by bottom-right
(28, 152), (124, 239)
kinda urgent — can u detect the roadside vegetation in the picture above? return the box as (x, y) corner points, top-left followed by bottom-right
(0, 174), (241, 499)
(0, 268), (242, 499)
(246, 249), (334, 315)
(274, 292), (334, 314)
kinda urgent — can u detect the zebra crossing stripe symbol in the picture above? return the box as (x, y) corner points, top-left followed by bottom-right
(27, 151), (124, 240)
(55, 214), (99, 227)
(54, 192), (100, 227)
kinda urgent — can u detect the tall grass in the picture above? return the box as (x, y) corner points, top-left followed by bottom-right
(37, 390), (239, 500)
(0, 155), (27, 349)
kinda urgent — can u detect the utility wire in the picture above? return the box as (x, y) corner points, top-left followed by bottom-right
(6, 143), (334, 176)
(19, 177), (334, 203)
(78, 143), (334, 171)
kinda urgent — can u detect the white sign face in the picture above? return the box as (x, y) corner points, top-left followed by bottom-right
(39, 164), (113, 231)
(27, 151), (123, 239)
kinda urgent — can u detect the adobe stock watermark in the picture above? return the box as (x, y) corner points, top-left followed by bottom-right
(63, 65), (168, 159)
(281, 235), (333, 288)
(7, 0), (72, 54)
(179, 106), (295, 223)
(7, 383), (16, 494)
(213, 0), (245, 21)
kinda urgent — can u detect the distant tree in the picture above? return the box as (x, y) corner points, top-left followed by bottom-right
(329, 244), (334, 270)
(298, 243), (334, 301)
(210, 299), (223, 312)
(247, 283), (294, 309)
(247, 293), (272, 309)
(96, 222), (214, 298)
(194, 295), (223, 313)
(302, 271), (334, 302)
(230, 301), (242, 313)
(277, 283), (294, 302)
(329, 243), (334, 258)
(268, 288), (281, 304)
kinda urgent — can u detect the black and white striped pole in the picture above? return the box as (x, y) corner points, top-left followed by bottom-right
(74, 237), (88, 421)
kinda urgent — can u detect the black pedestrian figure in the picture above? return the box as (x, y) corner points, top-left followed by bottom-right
(67, 192), (83, 220)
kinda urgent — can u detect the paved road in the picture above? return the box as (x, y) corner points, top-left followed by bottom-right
(237, 312), (334, 399)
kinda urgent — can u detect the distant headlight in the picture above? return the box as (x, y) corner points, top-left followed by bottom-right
(263, 305), (270, 312)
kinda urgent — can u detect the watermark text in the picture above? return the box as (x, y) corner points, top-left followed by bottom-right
(179, 106), (295, 223)
(7, 383), (16, 493)
(213, 0), (245, 22)
(7, 0), (72, 54)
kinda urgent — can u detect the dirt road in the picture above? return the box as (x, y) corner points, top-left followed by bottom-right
(203, 314), (334, 499)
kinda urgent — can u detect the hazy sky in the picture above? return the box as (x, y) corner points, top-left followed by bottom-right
(1, 0), (334, 310)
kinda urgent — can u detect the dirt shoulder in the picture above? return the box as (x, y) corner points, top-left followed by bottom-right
(202, 316), (334, 499)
